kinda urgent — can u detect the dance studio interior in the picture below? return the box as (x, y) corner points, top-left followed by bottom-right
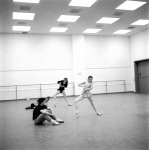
(0, 0), (149, 150)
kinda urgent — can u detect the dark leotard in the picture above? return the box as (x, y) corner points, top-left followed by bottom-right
(57, 80), (68, 93)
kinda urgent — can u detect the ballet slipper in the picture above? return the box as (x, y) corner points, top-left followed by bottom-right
(68, 103), (72, 106)
(96, 112), (102, 116)
(51, 119), (60, 125)
(56, 118), (64, 123)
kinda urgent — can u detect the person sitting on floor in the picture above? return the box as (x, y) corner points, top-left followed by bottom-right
(32, 97), (64, 125)
(25, 96), (50, 109)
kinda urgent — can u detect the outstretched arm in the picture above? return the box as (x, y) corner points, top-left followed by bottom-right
(57, 80), (62, 84)
(57, 80), (63, 86)
(78, 82), (85, 87)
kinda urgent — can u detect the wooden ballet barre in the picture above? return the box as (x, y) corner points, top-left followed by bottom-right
(0, 89), (16, 92)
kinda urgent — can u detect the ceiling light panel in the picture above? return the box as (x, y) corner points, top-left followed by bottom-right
(83, 29), (101, 33)
(113, 30), (132, 34)
(13, 26), (31, 31)
(69, 0), (97, 7)
(13, 0), (40, 3)
(96, 17), (120, 24)
(131, 19), (149, 25)
(57, 15), (80, 22)
(13, 12), (35, 20)
(116, 0), (147, 10)
(50, 27), (68, 32)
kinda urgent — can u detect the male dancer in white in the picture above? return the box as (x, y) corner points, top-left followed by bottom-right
(74, 76), (102, 118)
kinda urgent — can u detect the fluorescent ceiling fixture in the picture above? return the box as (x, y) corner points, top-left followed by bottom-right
(13, 12), (35, 20)
(57, 15), (80, 22)
(13, 0), (40, 3)
(113, 30), (132, 34)
(13, 26), (31, 31)
(83, 29), (101, 33)
(116, 0), (147, 10)
(69, 0), (97, 7)
(96, 17), (120, 24)
(50, 27), (68, 32)
(131, 19), (149, 25)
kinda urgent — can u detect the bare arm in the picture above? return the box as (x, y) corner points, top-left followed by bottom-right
(57, 80), (62, 86)
(40, 109), (54, 116)
(78, 82), (85, 87)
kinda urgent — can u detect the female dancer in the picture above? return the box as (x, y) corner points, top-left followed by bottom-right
(74, 76), (102, 117)
(53, 78), (72, 107)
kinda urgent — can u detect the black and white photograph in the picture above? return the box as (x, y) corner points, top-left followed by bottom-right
(0, 0), (149, 150)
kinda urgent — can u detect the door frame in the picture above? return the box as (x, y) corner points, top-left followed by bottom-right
(134, 58), (149, 93)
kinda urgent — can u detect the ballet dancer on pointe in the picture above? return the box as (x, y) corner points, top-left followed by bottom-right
(53, 78), (72, 107)
(74, 76), (102, 118)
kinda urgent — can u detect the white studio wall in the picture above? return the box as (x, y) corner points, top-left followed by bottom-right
(0, 34), (73, 85)
(84, 36), (132, 93)
(0, 34), (74, 100)
(0, 33), (135, 100)
(72, 35), (86, 95)
(85, 36), (131, 68)
(130, 28), (149, 92)
(0, 34), (73, 70)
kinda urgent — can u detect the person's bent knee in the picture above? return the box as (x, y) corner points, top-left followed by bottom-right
(35, 121), (43, 125)
(34, 114), (46, 125)
(34, 119), (44, 125)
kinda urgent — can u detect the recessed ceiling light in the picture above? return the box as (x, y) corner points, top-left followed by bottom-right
(69, 0), (97, 7)
(96, 17), (120, 24)
(13, 26), (31, 31)
(50, 27), (68, 32)
(57, 15), (80, 22)
(83, 29), (101, 33)
(113, 30), (132, 34)
(131, 19), (149, 25)
(13, 0), (40, 3)
(116, 0), (147, 10)
(13, 12), (35, 20)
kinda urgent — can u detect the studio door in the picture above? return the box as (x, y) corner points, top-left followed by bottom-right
(136, 60), (149, 94)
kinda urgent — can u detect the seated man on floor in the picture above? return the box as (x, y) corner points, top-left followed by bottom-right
(33, 97), (64, 125)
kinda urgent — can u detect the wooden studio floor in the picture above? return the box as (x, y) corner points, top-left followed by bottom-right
(0, 93), (149, 150)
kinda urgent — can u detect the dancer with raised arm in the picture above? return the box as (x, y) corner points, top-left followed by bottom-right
(74, 76), (102, 118)
(53, 78), (72, 107)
